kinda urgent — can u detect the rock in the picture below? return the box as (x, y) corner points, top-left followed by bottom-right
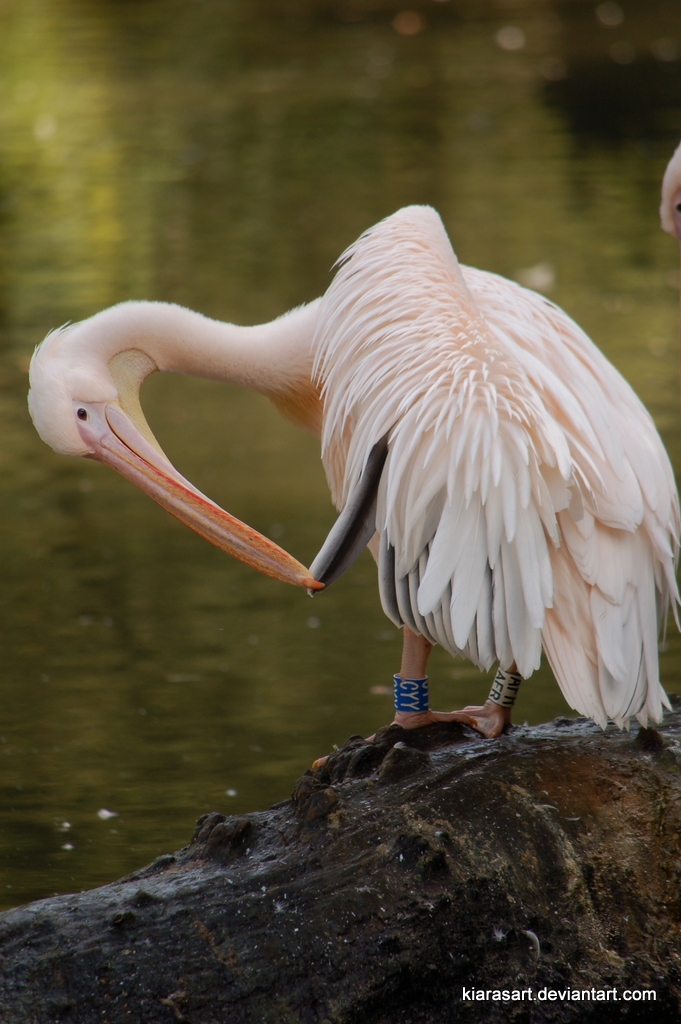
(2, 702), (681, 1022)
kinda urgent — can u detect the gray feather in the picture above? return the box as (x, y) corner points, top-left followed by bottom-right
(309, 433), (389, 592)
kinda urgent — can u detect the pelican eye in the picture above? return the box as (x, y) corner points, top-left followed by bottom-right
(676, 203), (681, 212)
(76, 408), (88, 421)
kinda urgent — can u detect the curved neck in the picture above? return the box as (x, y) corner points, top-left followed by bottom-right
(81, 298), (321, 397)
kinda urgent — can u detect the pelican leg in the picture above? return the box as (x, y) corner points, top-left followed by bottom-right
(392, 629), (441, 729)
(392, 632), (518, 738)
(311, 636), (516, 767)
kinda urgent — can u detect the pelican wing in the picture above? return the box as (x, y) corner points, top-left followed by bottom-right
(309, 433), (389, 589)
(314, 205), (679, 728)
(469, 265), (680, 726)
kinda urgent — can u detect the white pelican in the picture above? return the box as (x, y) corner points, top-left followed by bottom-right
(661, 139), (681, 366)
(309, 203), (680, 738)
(28, 163), (681, 741)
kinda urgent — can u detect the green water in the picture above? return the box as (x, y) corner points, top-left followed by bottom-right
(1, 0), (680, 909)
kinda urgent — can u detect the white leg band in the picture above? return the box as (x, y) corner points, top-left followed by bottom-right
(488, 669), (522, 708)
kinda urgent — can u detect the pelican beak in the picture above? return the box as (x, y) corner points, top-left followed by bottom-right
(83, 401), (323, 590)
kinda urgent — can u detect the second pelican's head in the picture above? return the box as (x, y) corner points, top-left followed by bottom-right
(661, 139), (681, 239)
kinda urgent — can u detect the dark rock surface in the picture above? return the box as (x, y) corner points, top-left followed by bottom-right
(3, 702), (681, 1023)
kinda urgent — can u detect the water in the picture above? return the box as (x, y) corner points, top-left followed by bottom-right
(1, 0), (680, 909)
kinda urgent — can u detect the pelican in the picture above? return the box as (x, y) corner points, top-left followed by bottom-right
(28, 158), (681, 741)
(661, 138), (681, 361)
(661, 139), (681, 244)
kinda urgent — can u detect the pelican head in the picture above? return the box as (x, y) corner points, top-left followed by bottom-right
(660, 140), (681, 239)
(28, 305), (322, 590)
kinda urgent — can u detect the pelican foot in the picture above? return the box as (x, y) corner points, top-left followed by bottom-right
(392, 708), (479, 731)
(310, 702), (508, 768)
(425, 699), (512, 739)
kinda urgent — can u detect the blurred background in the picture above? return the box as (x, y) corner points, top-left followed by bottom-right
(0, 0), (680, 909)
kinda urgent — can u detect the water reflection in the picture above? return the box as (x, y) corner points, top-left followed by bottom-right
(0, 0), (680, 909)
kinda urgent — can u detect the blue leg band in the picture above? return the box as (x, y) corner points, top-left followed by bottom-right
(394, 674), (429, 713)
